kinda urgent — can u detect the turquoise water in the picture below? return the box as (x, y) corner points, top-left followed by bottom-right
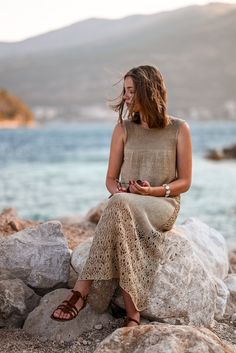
(0, 120), (235, 247)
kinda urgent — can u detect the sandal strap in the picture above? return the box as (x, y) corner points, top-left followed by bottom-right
(55, 303), (78, 319)
(52, 290), (88, 320)
(71, 290), (88, 308)
(125, 316), (140, 326)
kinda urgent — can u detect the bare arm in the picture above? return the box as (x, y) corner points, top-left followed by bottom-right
(130, 121), (192, 196)
(105, 122), (126, 195)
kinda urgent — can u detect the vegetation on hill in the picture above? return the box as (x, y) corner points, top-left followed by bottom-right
(0, 90), (34, 127)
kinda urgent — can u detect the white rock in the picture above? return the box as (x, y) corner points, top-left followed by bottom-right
(0, 278), (40, 328)
(180, 218), (229, 279)
(224, 274), (236, 299)
(214, 278), (230, 320)
(0, 221), (70, 289)
(71, 238), (93, 277)
(23, 288), (113, 342)
(94, 324), (235, 353)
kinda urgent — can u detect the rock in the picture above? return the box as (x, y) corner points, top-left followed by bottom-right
(58, 214), (82, 224)
(144, 218), (228, 326)
(0, 221), (70, 290)
(0, 89), (35, 128)
(0, 208), (37, 237)
(232, 313), (236, 325)
(214, 278), (230, 320)
(224, 274), (236, 318)
(23, 288), (113, 342)
(85, 200), (108, 224)
(61, 221), (95, 250)
(71, 238), (118, 312)
(180, 218), (229, 279)
(0, 278), (40, 328)
(224, 274), (236, 300)
(94, 324), (236, 353)
(206, 149), (225, 160)
(71, 238), (93, 277)
(67, 265), (79, 289)
(229, 249), (236, 273)
(206, 143), (236, 160)
(114, 218), (229, 326)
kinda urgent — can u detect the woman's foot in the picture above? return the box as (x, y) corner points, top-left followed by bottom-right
(51, 290), (87, 321)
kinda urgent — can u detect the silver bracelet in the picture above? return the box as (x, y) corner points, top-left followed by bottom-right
(162, 184), (171, 197)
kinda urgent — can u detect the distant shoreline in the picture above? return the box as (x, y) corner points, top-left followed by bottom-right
(0, 120), (35, 129)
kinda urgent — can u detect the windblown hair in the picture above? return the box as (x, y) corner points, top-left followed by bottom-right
(111, 65), (170, 128)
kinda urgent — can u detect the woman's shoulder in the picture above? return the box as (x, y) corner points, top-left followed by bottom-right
(168, 115), (186, 127)
(112, 121), (127, 143)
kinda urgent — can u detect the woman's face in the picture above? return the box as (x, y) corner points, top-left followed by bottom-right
(123, 76), (140, 112)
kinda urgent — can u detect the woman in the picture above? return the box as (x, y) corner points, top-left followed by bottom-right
(51, 65), (192, 327)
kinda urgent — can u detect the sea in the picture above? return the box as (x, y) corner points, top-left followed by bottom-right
(0, 120), (235, 248)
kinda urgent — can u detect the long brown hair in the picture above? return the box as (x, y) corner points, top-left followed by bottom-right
(111, 65), (170, 128)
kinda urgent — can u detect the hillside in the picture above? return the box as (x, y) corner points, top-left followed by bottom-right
(0, 2), (236, 121)
(0, 90), (35, 128)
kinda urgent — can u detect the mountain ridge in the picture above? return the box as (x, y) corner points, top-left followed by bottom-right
(0, 2), (235, 121)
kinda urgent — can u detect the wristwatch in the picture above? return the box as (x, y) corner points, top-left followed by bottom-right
(162, 184), (171, 197)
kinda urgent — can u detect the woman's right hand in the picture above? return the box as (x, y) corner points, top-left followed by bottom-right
(115, 181), (128, 193)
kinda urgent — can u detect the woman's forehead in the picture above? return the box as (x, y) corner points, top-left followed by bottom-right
(124, 76), (134, 88)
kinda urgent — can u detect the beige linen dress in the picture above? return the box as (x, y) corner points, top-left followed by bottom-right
(79, 117), (184, 311)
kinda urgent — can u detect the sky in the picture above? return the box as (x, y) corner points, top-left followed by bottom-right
(0, 0), (236, 42)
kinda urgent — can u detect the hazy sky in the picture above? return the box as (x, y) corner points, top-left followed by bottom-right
(0, 0), (235, 42)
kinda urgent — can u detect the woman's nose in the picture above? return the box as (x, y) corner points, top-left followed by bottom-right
(123, 92), (130, 101)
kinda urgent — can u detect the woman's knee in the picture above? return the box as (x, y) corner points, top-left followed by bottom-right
(108, 193), (131, 208)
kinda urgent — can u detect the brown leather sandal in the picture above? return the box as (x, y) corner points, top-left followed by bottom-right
(50, 290), (88, 322)
(123, 316), (140, 327)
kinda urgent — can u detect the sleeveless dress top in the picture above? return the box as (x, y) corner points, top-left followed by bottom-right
(79, 116), (184, 312)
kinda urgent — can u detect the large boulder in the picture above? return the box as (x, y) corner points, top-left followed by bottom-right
(94, 324), (236, 353)
(139, 218), (229, 326)
(23, 288), (113, 342)
(0, 277), (40, 328)
(0, 221), (70, 290)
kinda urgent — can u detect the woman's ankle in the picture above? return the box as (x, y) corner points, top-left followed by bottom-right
(73, 279), (93, 297)
(126, 310), (140, 320)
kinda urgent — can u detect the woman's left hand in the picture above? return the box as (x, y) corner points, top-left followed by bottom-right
(128, 180), (151, 195)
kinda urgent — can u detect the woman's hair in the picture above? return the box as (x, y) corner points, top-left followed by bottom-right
(111, 65), (170, 128)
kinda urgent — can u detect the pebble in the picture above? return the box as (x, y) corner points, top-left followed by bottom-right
(82, 340), (88, 346)
(94, 324), (103, 330)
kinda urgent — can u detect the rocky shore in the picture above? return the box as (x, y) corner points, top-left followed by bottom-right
(206, 143), (236, 160)
(0, 203), (236, 353)
(0, 90), (35, 128)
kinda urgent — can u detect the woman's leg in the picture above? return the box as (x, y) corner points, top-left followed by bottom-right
(120, 287), (140, 327)
(52, 279), (93, 320)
